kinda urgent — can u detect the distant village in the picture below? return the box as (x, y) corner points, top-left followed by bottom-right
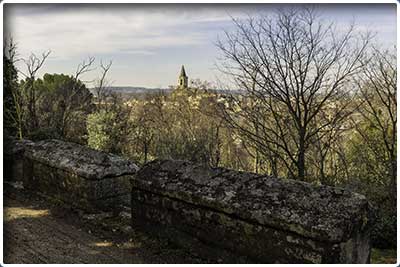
(90, 65), (239, 100)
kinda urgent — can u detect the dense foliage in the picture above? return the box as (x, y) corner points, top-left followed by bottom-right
(3, 41), (20, 136)
(26, 73), (94, 142)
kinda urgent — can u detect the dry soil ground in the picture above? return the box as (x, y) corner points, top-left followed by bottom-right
(3, 183), (208, 264)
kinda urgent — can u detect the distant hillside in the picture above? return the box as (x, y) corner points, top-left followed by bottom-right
(89, 86), (174, 100)
(89, 86), (242, 99)
(90, 86), (172, 96)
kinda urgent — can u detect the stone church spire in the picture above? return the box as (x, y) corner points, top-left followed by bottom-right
(178, 65), (188, 89)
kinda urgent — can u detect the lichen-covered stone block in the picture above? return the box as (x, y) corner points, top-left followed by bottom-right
(4, 136), (35, 181)
(131, 159), (372, 263)
(23, 139), (138, 211)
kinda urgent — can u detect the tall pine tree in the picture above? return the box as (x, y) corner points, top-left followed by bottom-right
(3, 40), (20, 137)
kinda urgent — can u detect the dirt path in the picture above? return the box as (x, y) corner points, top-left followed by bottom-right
(3, 184), (207, 264)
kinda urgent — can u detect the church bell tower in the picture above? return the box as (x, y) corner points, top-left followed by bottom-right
(178, 65), (188, 89)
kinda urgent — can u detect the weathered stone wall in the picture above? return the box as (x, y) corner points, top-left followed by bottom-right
(4, 138), (372, 263)
(4, 136), (34, 182)
(11, 139), (138, 211)
(131, 159), (372, 263)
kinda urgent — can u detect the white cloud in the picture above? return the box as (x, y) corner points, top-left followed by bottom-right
(5, 6), (246, 60)
(4, 4), (396, 87)
(7, 4), (394, 61)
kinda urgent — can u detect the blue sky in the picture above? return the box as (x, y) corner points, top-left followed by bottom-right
(4, 3), (397, 88)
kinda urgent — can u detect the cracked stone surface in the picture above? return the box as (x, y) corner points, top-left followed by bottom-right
(134, 159), (370, 243)
(132, 159), (372, 263)
(24, 139), (139, 180)
(14, 139), (139, 211)
(4, 136), (35, 156)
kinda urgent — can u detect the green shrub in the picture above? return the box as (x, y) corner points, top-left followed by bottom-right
(87, 110), (117, 152)
(371, 207), (397, 249)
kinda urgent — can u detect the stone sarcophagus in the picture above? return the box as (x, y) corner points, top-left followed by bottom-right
(131, 159), (372, 263)
(23, 139), (138, 211)
(4, 137), (35, 182)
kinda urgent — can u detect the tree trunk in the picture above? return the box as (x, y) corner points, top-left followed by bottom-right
(297, 129), (306, 181)
(144, 140), (148, 164)
(390, 157), (397, 206)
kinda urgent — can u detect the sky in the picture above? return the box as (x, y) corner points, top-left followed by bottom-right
(4, 3), (397, 88)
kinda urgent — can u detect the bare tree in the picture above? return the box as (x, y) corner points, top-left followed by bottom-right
(86, 59), (137, 154)
(54, 56), (95, 139)
(19, 50), (51, 132)
(354, 47), (396, 199)
(93, 60), (113, 110)
(308, 114), (353, 185)
(216, 8), (371, 181)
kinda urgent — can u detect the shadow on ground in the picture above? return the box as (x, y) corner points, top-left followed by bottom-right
(3, 182), (208, 264)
